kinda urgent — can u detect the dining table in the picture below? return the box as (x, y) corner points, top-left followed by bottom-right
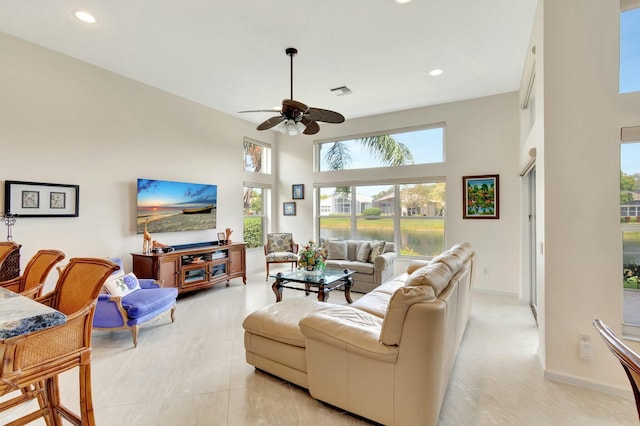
(0, 286), (66, 340)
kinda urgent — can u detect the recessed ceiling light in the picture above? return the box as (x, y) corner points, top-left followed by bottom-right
(73, 10), (97, 24)
(429, 68), (444, 77)
(395, 0), (413, 4)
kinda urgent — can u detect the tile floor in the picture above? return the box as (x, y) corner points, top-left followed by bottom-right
(1, 265), (638, 425)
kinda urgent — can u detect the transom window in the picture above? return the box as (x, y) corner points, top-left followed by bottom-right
(243, 138), (271, 174)
(318, 126), (444, 171)
(620, 7), (640, 94)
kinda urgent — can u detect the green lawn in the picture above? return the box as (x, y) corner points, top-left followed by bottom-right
(320, 216), (444, 231)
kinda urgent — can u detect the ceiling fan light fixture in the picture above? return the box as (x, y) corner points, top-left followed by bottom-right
(282, 119), (305, 136)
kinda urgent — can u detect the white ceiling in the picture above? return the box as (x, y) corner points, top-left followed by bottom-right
(0, 0), (537, 128)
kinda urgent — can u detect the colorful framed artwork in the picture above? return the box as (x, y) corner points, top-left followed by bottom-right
(283, 202), (296, 216)
(292, 184), (304, 200)
(462, 174), (499, 219)
(4, 180), (79, 217)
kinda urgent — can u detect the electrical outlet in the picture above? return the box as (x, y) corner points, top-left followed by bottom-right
(579, 335), (594, 360)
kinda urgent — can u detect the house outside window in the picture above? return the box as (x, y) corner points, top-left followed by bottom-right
(318, 182), (445, 257)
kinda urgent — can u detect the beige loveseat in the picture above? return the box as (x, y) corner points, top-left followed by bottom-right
(243, 243), (475, 426)
(322, 239), (396, 293)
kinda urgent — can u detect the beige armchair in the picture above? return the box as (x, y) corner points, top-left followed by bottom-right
(264, 233), (299, 280)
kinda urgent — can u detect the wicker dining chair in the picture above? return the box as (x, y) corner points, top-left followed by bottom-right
(0, 249), (65, 299)
(0, 241), (20, 268)
(0, 257), (119, 426)
(593, 319), (640, 421)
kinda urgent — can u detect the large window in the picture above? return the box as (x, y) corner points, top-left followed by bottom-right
(621, 141), (640, 329)
(318, 182), (445, 257)
(620, 7), (640, 94)
(318, 126), (444, 171)
(243, 138), (271, 174)
(243, 186), (267, 249)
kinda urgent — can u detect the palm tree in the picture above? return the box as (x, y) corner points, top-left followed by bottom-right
(323, 135), (414, 170)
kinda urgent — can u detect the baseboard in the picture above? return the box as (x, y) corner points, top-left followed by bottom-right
(544, 369), (632, 399)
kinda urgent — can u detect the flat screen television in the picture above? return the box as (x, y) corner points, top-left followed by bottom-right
(136, 178), (217, 234)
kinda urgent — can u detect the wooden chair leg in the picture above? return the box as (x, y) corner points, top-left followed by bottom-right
(131, 325), (139, 348)
(170, 305), (176, 323)
(44, 376), (63, 426)
(265, 263), (270, 281)
(78, 363), (95, 426)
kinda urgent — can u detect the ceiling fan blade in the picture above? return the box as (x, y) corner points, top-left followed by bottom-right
(306, 107), (345, 124)
(238, 109), (281, 114)
(301, 117), (320, 135)
(256, 116), (285, 130)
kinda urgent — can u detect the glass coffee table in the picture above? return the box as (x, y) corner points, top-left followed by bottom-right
(271, 269), (354, 303)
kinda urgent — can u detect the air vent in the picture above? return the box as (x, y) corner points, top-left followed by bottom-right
(330, 86), (353, 96)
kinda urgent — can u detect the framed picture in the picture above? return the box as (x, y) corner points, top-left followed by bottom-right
(4, 180), (79, 217)
(462, 174), (499, 219)
(292, 184), (304, 200)
(217, 232), (226, 243)
(283, 202), (296, 216)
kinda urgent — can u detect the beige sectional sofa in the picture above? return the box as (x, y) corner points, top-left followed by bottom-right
(243, 243), (475, 425)
(322, 239), (396, 293)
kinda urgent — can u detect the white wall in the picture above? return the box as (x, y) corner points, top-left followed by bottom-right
(0, 32), (276, 290)
(276, 92), (522, 294)
(539, 0), (640, 393)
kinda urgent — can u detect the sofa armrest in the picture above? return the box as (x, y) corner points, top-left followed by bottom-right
(373, 251), (397, 284)
(139, 279), (163, 289)
(299, 305), (398, 363)
(94, 294), (129, 327)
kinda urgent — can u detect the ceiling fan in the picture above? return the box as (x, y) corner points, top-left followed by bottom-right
(239, 47), (345, 135)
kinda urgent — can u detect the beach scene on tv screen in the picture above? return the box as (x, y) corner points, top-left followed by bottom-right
(137, 178), (217, 234)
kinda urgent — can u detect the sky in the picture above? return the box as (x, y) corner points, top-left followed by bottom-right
(620, 8), (640, 94)
(137, 179), (217, 207)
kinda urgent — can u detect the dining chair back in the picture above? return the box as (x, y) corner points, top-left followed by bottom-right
(0, 257), (119, 426)
(593, 319), (640, 420)
(0, 249), (65, 298)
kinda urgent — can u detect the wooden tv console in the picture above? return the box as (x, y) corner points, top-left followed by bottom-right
(131, 241), (246, 294)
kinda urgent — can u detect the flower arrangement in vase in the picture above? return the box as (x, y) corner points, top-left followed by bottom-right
(298, 241), (326, 275)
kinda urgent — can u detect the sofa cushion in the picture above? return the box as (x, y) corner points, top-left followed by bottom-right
(104, 272), (141, 297)
(380, 286), (436, 345)
(431, 252), (464, 274)
(406, 262), (453, 296)
(368, 240), (386, 263)
(327, 241), (348, 260)
(242, 298), (325, 347)
(356, 241), (371, 262)
(121, 287), (178, 318)
(266, 252), (298, 262)
(352, 290), (393, 318)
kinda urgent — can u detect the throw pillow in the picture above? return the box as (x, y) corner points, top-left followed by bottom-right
(103, 272), (141, 297)
(406, 262), (453, 296)
(327, 241), (348, 260)
(356, 241), (371, 262)
(368, 240), (386, 263)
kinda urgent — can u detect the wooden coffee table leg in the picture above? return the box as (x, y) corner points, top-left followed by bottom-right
(344, 276), (353, 304)
(317, 281), (327, 302)
(272, 274), (284, 302)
